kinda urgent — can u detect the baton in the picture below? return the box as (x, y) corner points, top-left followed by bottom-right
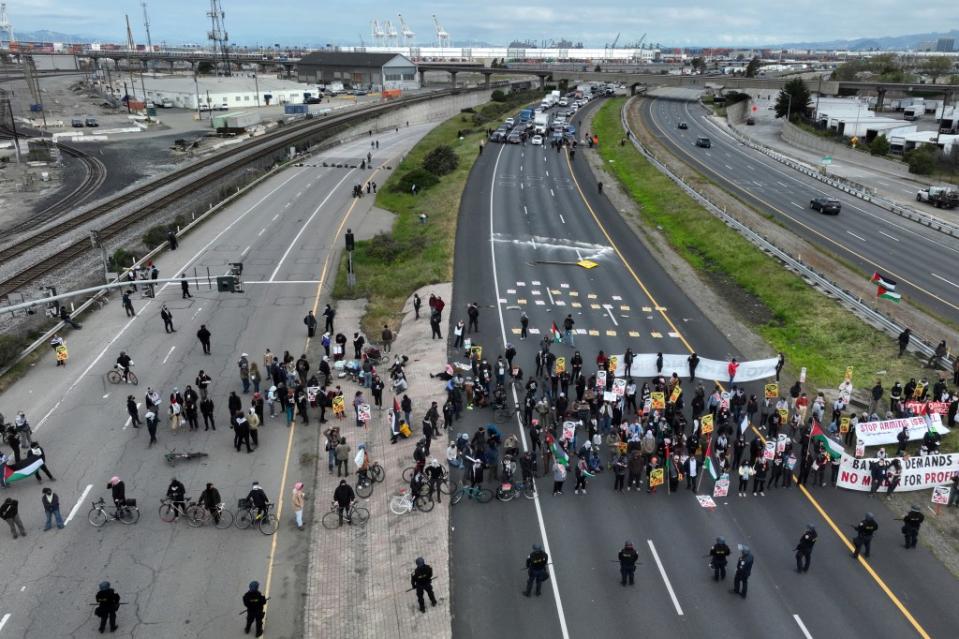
(405, 577), (439, 592)
(236, 598), (270, 615)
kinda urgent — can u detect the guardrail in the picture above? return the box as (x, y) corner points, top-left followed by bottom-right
(702, 112), (959, 239)
(622, 96), (952, 366)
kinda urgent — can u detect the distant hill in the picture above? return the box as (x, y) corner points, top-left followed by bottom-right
(779, 29), (959, 51)
(11, 30), (105, 43)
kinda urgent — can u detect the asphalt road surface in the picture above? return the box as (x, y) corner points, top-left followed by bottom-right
(0, 125), (430, 638)
(450, 98), (958, 639)
(638, 97), (959, 320)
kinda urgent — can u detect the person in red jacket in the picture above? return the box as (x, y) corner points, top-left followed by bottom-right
(728, 359), (739, 385)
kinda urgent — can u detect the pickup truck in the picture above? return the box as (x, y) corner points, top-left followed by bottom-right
(916, 186), (959, 209)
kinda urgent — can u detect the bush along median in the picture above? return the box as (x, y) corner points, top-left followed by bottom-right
(333, 89), (544, 335)
(591, 98), (957, 451)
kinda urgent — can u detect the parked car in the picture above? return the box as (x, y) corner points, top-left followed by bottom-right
(506, 131), (523, 144)
(531, 135), (543, 146)
(84, 117), (99, 127)
(810, 197), (841, 214)
(71, 118), (84, 128)
(695, 136), (711, 148)
(678, 122), (688, 129)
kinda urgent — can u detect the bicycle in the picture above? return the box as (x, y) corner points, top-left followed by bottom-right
(106, 365), (138, 385)
(88, 497), (140, 527)
(159, 497), (201, 524)
(389, 488), (435, 515)
(451, 484), (493, 505)
(402, 464), (451, 494)
(164, 449), (209, 467)
(354, 461), (385, 498)
(234, 500), (279, 535)
(495, 479), (537, 502)
(191, 502), (235, 529)
(321, 502), (370, 529)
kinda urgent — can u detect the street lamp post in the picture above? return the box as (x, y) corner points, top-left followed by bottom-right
(253, 73), (260, 107)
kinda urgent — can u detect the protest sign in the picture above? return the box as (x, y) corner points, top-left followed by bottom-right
(650, 468), (664, 487)
(855, 415), (948, 447)
(837, 453), (959, 492)
(700, 414), (714, 435)
(764, 383), (779, 399)
(651, 392), (665, 411)
(358, 403), (371, 423)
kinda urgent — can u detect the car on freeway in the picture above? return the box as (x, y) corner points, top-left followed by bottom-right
(810, 197), (841, 214)
(507, 131), (523, 144)
(489, 130), (506, 143)
(678, 122), (688, 129)
(695, 136), (711, 148)
(531, 135), (543, 146)
(505, 117), (515, 127)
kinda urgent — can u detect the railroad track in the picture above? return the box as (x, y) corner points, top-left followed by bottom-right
(0, 86), (482, 298)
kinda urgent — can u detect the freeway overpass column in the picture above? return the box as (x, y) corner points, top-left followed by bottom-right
(876, 87), (887, 112)
(482, 71), (492, 89)
(419, 69), (426, 87)
(538, 74), (547, 89)
(449, 70), (457, 88)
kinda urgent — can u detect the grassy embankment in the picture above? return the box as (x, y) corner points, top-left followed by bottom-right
(332, 90), (542, 334)
(592, 97), (955, 450)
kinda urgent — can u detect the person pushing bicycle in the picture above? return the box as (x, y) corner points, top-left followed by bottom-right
(166, 478), (186, 520)
(246, 481), (270, 521)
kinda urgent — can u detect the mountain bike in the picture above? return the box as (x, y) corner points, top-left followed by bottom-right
(355, 461), (386, 498)
(88, 497), (140, 527)
(402, 464), (451, 494)
(106, 364), (138, 385)
(321, 502), (370, 529)
(191, 502), (235, 529)
(495, 479), (537, 502)
(451, 484), (493, 505)
(234, 500), (278, 535)
(389, 488), (434, 515)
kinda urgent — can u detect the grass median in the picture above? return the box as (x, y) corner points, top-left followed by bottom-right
(592, 98), (952, 440)
(333, 90), (542, 335)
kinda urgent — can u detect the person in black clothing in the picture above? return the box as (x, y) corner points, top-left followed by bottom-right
(775, 352), (785, 381)
(467, 302), (479, 333)
(30, 442), (55, 481)
(523, 544), (549, 597)
(795, 524), (817, 573)
(199, 482), (222, 524)
(413, 293), (422, 319)
(200, 398), (215, 430)
(731, 546), (753, 598)
(196, 325), (212, 354)
(166, 478), (186, 520)
(304, 311), (318, 337)
(688, 352), (700, 381)
(160, 305), (175, 333)
(95, 581), (121, 633)
(902, 505), (924, 549)
(126, 396), (140, 428)
(121, 291), (135, 317)
(180, 274), (192, 299)
(246, 482), (270, 521)
(332, 479), (355, 526)
(322, 304), (335, 333)
(709, 537), (731, 581)
(243, 581), (267, 637)
(618, 541), (639, 586)
(59, 305), (81, 329)
(107, 477), (126, 517)
(897, 328), (911, 356)
(0, 498), (26, 538)
(411, 557), (437, 612)
(852, 513), (879, 558)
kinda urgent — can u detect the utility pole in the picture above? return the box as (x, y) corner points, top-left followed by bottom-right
(345, 228), (356, 288)
(0, 90), (21, 163)
(252, 72), (260, 107)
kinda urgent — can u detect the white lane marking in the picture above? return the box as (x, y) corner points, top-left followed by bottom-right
(550, 188), (555, 197)
(520, 165), (524, 172)
(931, 272), (959, 289)
(647, 540), (684, 616)
(123, 402), (142, 430)
(846, 230), (867, 242)
(35, 170), (305, 433)
(0, 613), (9, 632)
(559, 214), (566, 224)
(269, 170), (355, 281)
(273, 213), (280, 220)
(879, 231), (900, 242)
(793, 614), (814, 639)
(243, 280), (322, 284)
(64, 484), (94, 526)
(752, 180), (762, 187)
(258, 228), (266, 236)
(488, 144), (571, 639)
(790, 201), (804, 209)
(241, 245), (251, 256)
(546, 288), (555, 306)
(296, 191), (302, 197)
(284, 202), (291, 208)
(190, 306), (203, 321)
(101, 394), (109, 399)
(546, 170), (549, 177)
(162, 346), (176, 364)
(777, 181), (789, 187)
(602, 304), (619, 326)
(724, 163), (733, 170)
(520, 182), (524, 190)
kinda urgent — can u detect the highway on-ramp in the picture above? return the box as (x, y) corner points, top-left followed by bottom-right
(637, 98), (959, 320)
(450, 98), (958, 639)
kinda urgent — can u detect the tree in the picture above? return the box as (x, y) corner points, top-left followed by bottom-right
(745, 57), (761, 78)
(868, 135), (890, 156)
(774, 78), (812, 121)
(490, 89), (507, 102)
(690, 57), (707, 74)
(196, 61), (214, 75)
(923, 57), (954, 84)
(422, 145), (459, 176)
(903, 145), (937, 175)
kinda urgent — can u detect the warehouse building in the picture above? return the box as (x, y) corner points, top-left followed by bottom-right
(100, 74), (321, 110)
(296, 51), (419, 91)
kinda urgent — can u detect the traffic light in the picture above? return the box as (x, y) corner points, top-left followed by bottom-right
(345, 229), (355, 252)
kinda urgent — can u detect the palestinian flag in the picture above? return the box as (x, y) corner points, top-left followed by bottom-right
(740, 415), (750, 436)
(703, 439), (718, 480)
(877, 286), (901, 303)
(810, 420), (845, 460)
(547, 433), (569, 466)
(870, 272), (897, 290)
(551, 322), (562, 343)
(2, 454), (44, 485)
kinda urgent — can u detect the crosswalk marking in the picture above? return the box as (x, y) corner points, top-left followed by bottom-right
(550, 289), (562, 295)
(651, 331), (663, 338)
(571, 302), (582, 308)
(612, 295), (622, 301)
(655, 306), (667, 311)
(518, 299), (527, 305)
(535, 300), (546, 305)
(529, 328), (541, 334)
(587, 293), (598, 299)
(507, 288), (516, 294)
(531, 290), (541, 295)
(588, 330), (600, 336)
(606, 330), (617, 337)
(620, 305), (630, 311)
(590, 303), (601, 309)
(628, 331), (641, 337)
(517, 281), (526, 287)
(498, 298), (507, 303)
(532, 280), (541, 285)
(555, 300), (566, 306)
(642, 306), (652, 313)
(575, 329), (587, 334)
(668, 331), (680, 338)
(569, 291), (579, 297)
(511, 328), (522, 334)
(560, 283), (570, 288)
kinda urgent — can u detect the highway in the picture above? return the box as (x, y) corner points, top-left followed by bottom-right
(450, 98), (958, 639)
(637, 97), (959, 320)
(0, 126), (430, 638)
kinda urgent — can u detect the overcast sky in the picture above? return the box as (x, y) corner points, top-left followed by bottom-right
(6, 0), (958, 47)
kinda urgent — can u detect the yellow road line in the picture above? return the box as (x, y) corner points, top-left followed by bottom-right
(564, 125), (932, 639)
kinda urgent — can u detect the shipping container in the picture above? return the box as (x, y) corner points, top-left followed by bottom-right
(284, 104), (308, 115)
(213, 111), (261, 129)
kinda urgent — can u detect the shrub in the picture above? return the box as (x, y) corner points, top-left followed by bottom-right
(490, 90), (507, 102)
(142, 214), (188, 249)
(868, 135), (890, 156)
(390, 167), (439, 194)
(904, 145), (937, 175)
(0, 334), (23, 368)
(422, 145), (459, 176)
(108, 248), (137, 273)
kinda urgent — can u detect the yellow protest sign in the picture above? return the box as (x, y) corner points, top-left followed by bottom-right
(701, 413), (714, 435)
(778, 408), (789, 422)
(471, 345), (483, 360)
(332, 395), (345, 416)
(669, 385), (682, 404)
(55, 345), (69, 362)
(555, 357), (566, 374)
(839, 416), (850, 434)
(651, 392), (665, 411)
(764, 383), (779, 399)
(913, 383), (925, 400)
(650, 468), (664, 488)
(608, 355), (618, 374)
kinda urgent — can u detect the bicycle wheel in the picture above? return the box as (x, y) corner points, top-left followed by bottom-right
(355, 479), (373, 499)
(88, 507), (109, 528)
(214, 508), (234, 529)
(439, 479), (453, 495)
(415, 495), (435, 512)
(351, 506), (370, 525)
(389, 496), (412, 515)
(186, 504), (206, 528)
(496, 487), (515, 502)
(475, 488), (494, 503)
(119, 506), (140, 525)
(321, 510), (342, 530)
(402, 466), (414, 482)
(106, 370), (122, 384)
(258, 514), (278, 536)
(451, 489), (465, 505)
(523, 483), (537, 500)
(235, 508), (253, 529)
(370, 463), (385, 483)
(127, 371), (139, 385)
(158, 503), (177, 523)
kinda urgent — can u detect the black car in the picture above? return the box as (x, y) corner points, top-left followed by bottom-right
(678, 122), (688, 129)
(810, 197), (841, 214)
(695, 136), (711, 148)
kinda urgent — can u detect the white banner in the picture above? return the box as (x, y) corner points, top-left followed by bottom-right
(854, 415), (948, 447)
(611, 354), (779, 382)
(837, 453), (959, 492)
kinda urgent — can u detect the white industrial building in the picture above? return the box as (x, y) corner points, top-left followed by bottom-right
(101, 74), (320, 110)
